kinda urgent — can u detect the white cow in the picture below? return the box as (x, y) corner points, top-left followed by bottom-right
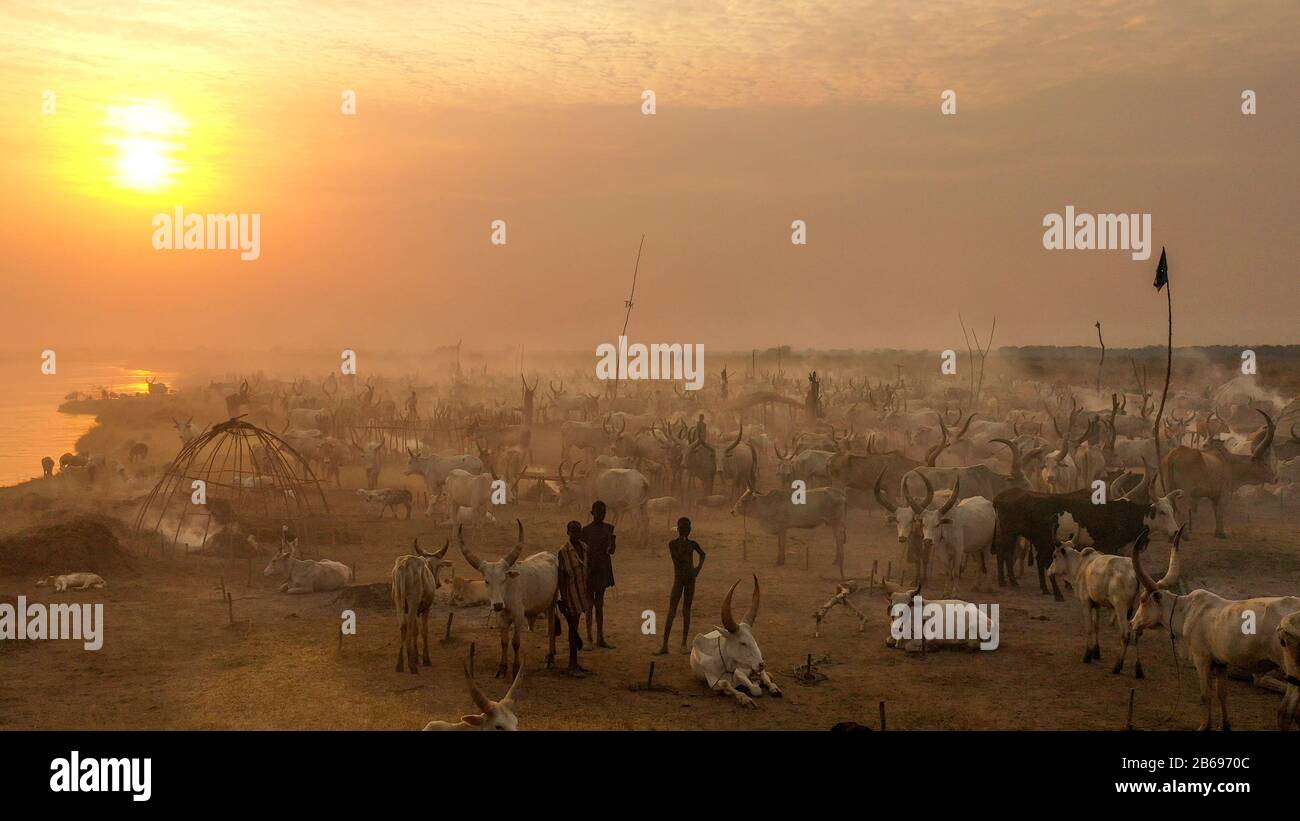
(424, 664), (522, 731)
(36, 573), (106, 591)
(405, 450), (483, 493)
(690, 576), (781, 708)
(880, 580), (998, 652)
(392, 538), (452, 674)
(263, 547), (353, 593)
(1131, 541), (1300, 730)
(904, 476), (996, 595)
(1047, 528), (1183, 678)
(456, 522), (558, 678)
(438, 469), (497, 529)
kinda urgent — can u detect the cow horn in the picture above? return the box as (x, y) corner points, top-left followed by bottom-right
(726, 425), (743, 453)
(456, 526), (484, 572)
(1123, 459), (1153, 502)
(463, 661), (494, 712)
(433, 538), (450, 560)
(1159, 524), (1186, 589)
(504, 519), (524, 566)
(901, 474), (926, 514)
(1252, 410), (1276, 460)
(991, 438), (1022, 480)
(1131, 529), (1158, 593)
(500, 664), (524, 708)
(744, 574), (760, 626)
(413, 537), (428, 557)
(872, 470), (898, 514)
(720, 579), (741, 633)
(938, 476), (960, 514)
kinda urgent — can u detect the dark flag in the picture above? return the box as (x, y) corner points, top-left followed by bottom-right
(1153, 246), (1168, 290)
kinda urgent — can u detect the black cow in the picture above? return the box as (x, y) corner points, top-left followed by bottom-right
(991, 479), (1180, 600)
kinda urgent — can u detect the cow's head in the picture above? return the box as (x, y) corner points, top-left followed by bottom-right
(1046, 539), (1080, 586)
(404, 449), (428, 476)
(917, 476), (960, 550)
(457, 520), (524, 612)
(413, 538), (453, 589)
(458, 662), (521, 731)
(263, 547), (295, 578)
(713, 576), (765, 674)
(1040, 447), (1075, 492)
(1143, 490), (1184, 539)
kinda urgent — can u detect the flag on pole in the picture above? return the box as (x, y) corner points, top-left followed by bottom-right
(1153, 246), (1168, 290)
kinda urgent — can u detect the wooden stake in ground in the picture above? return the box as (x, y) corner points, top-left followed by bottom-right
(469, 642), (476, 678)
(443, 612), (454, 642)
(646, 661), (656, 690)
(226, 591), (234, 627)
(1094, 321), (1106, 393)
(1126, 687), (1136, 731)
(879, 701), (887, 731)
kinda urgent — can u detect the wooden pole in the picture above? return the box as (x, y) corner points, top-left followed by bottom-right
(444, 612), (454, 641)
(646, 661), (656, 689)
(1126, 687), (1136, 731)
(226, 592), (234, 626)
(1152, 269), (1173, 495)
(1094, 321), (1106, 393)
(879, 700), (887, 731)
(870, 559), (878, 588)
(469, 641), (476, 678)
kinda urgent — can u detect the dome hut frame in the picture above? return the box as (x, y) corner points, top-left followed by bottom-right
(134, 416), (330, 555)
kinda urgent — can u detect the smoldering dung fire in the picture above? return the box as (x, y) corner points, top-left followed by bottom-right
(2, 341), (1298, 731)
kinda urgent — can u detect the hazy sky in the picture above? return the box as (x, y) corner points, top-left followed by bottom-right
(2, 1), (1297, 355)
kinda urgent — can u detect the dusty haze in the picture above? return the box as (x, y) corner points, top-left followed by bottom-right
(2, 1), (1297, 353)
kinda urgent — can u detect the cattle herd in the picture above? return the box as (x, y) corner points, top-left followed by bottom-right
(21, 354), (1300, 731)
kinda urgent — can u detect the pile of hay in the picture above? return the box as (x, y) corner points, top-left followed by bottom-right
(0, 514), (134, 576)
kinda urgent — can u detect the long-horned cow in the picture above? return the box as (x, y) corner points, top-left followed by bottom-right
(456, 522), (558, 678)
(391, 538), (452, 673)
(1047, 527), (1183, 678)
(689, 576), (781, 708)
(731, 483), (848, 576)
(1130, 537), (1300, 730)
(1162, 409), (1277, 538)
(424, 663), (523, 731)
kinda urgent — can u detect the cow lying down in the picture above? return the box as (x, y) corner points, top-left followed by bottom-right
(37, 573), (106, 592)
(424, 662), (522, 731)
(881, 580), (998, 652)
(690, 576), (782, 708)
(263, 547), (353, 593)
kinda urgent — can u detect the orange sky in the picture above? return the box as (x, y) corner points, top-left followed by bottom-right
(2, 1), (1297, 353)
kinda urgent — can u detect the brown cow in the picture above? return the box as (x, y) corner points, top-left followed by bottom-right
(1162, 410), (1276, 538)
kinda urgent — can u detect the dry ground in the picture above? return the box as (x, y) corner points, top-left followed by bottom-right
(4, 458), (1299, 731)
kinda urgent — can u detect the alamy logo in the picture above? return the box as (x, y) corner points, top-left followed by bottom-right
(1042, 206), (1151, 261)
(50, 751), (151, 802)
(595, 336), (704, 391)
(0, 596), (103, 650)
(889, 596), (1000, 650)
(151, 206), (261, 261)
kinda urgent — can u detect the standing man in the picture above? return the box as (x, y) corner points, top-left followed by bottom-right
(581, 500), (617, 649)
(556, 521), (592, 676)
(693, 413), (708, 445)
(657, 517), (705, 655)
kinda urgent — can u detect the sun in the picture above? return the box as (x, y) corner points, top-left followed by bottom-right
(103, 100), (189, 192)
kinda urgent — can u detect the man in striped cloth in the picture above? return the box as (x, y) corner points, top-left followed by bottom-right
(556, 521), (593, 677)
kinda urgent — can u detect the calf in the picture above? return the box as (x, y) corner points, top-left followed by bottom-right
(456, 521), (558, 677)
(391, 539), (452, 674)
(690, 576), (781, 708)
(356, 487), (413, 519)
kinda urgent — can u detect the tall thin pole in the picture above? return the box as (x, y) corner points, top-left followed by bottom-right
(1094, 321), (1105, 393)
(1152, 282), (1173, 494)
(613, 235), (646, 399)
